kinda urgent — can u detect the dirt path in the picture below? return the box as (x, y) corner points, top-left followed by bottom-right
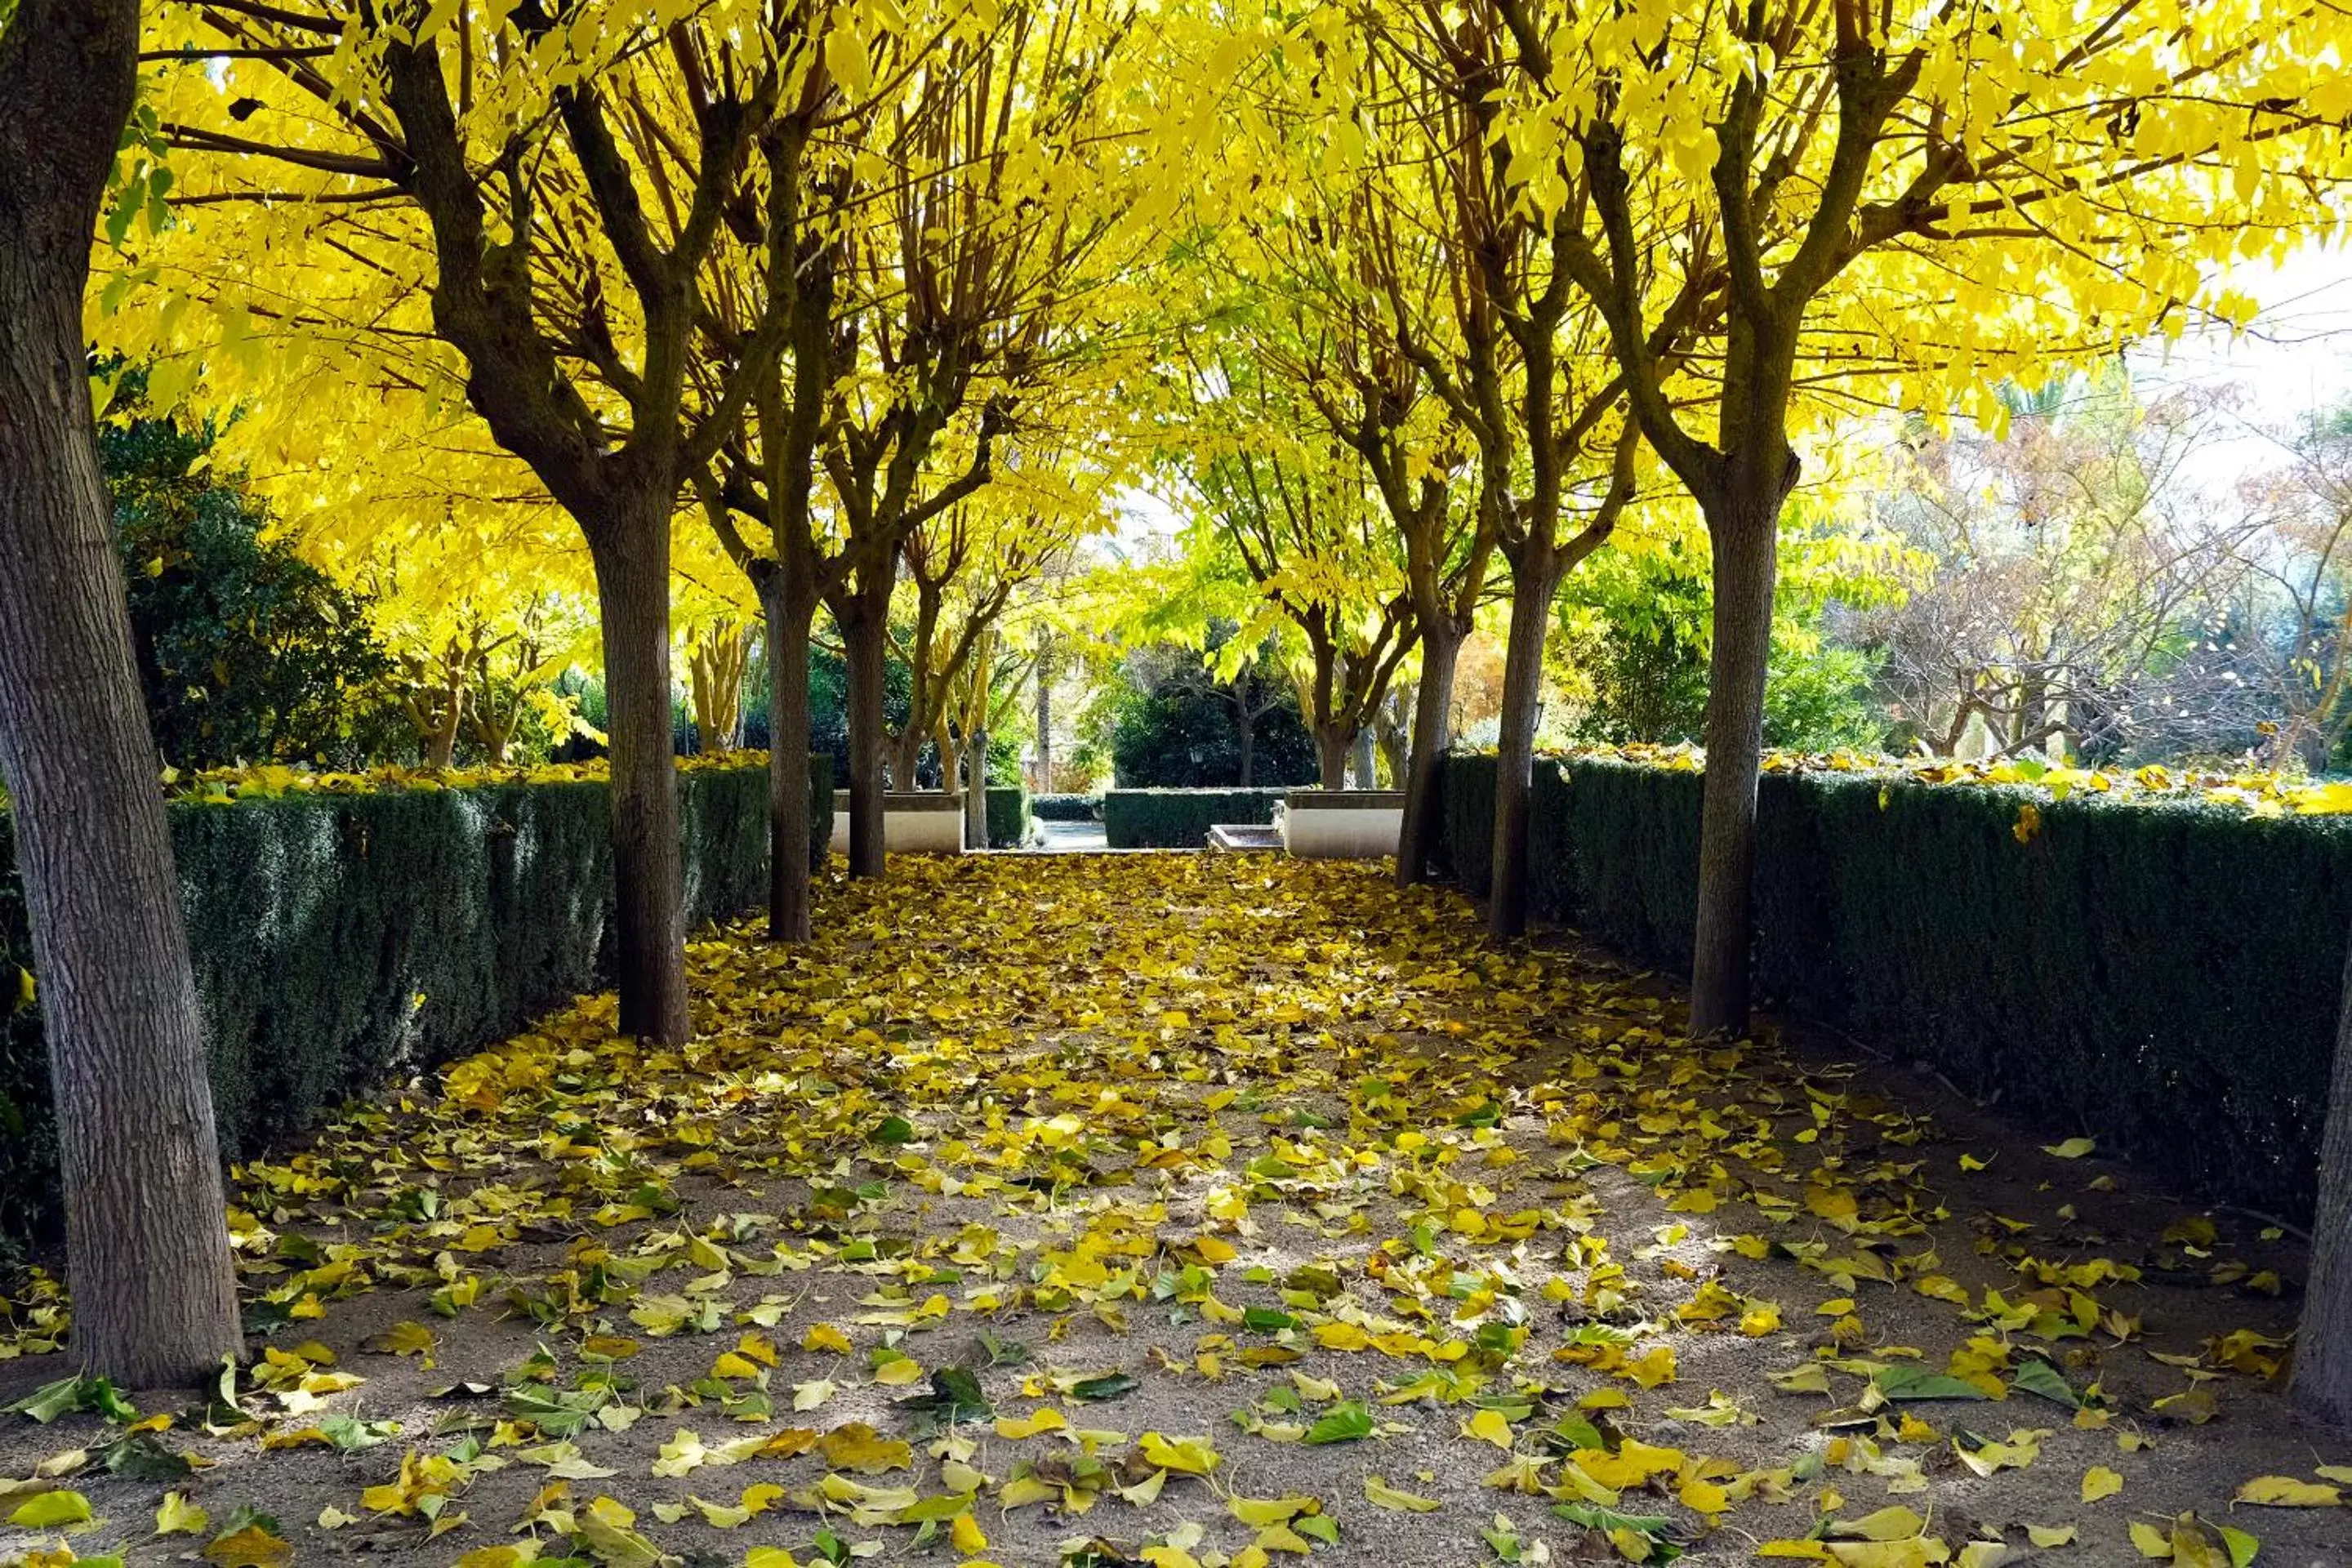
(2, 854), (2345, 1568)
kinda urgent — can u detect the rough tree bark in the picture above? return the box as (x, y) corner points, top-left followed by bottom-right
(1315, 728), (1351, 792)
(1686, 464), (1794, 1039)
(760, 576), (817, 942)
(2292, 942), (2352, 1426)
(1034, 632), (1054, 790)
(837, 556), (897, 879)
(0, 0), (243, 1386)
(1488, 562), (1558, 938)
(588, 498), (691, 1043)
(1351, 728), (1377, 789)
(1396, 630), (1459, 885)
(963, 728), (988, 849)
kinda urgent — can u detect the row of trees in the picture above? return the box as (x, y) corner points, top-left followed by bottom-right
(11, 0), (2352, 1424)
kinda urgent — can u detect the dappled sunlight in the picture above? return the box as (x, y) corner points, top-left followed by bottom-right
(3, 856), (2341, 1566)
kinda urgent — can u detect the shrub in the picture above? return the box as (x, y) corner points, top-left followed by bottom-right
(1432, 751), (2350, 1216)
(1103, 788), (1288, 849)
(0, 755), (832, 1253)
(985, 785), (1029, 849)
(1031, 793), (1101, 822)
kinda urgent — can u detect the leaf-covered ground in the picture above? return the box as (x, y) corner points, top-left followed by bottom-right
(2, 854), (2346, 1568)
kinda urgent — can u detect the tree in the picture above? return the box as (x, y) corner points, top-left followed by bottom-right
(0, 0), (241, 1384)
(149, 0), (828, 1042)
(1476, 0), (2352, 1035)
(1559, 510), (1902, 752)
(1364, 3), (1659, 938)
(1172, 373), (1418, 791)
(687, 620), (752, 755)
(2203, 410), (2352, 771)
(1868, 380), (2253, 763)
(889, 448), (1108, 850)
(102, 382), (397, 770)
(1184, 11), (1508, 876)
(1099, 634), (1316, 788)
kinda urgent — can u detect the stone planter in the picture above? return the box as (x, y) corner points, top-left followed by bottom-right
(830, 790), (967, 854)
(1280, 790), (1405, 858)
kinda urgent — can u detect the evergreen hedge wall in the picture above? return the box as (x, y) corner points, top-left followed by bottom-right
(1432, 751), (2351, 1216)
(1103, 788), (1289, 849)
(0, 756), (831, 1254)
(985, 786), (1030, 849)
(1031, 793), (1100, 822)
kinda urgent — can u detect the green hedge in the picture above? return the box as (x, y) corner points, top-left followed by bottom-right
(0, 755), (832, 1254)
(1103, 788), (1288, 849)
(985, 785), (1029, 849)
(1432, 751), (2350, 1216)
(1031, 793), (1101, 822)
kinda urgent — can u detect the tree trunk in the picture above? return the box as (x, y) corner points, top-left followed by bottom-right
(0, 0), (241, 1387)
(1236, 702), (1255, 787)
(1352, 728), (1377, 790)
(964, 728), (988, 849)
(586, 506), (691, 1044)
(426, 670), (463, 770)
(839, 567), (894, 879)
(2292, 936), (2352, 1426)
(1488, 561), (1557, 939)
(1686, 495), (1781, 1038)
(759, 574), (816, 942)
(1035, 635), (1053, 790)
(1316, 728), (1350, 792)
(1397, 628), (1459, 887)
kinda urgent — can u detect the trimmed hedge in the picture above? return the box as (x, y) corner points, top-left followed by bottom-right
(1432, 751), (2350, 1216)
(1031, 793), (1101, 822)
(1103, 788), (1289, 849)
(0, 755), (832, 1254)
(985, 785), (1030, 849)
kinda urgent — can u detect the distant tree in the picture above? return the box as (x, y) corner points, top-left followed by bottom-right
(1866, 381), (2256, 763)
(1104, 637), (1316, 788)
(102, 385), (396, 771)
(1559, 523), (1895, 753)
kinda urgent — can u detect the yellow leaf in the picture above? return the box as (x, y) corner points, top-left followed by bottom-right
(2026, 1526), (2077, 1548)
(1362, 1475), (1441, 1512)
(2232, 1475), (2342, 1507)
(204, 1523), (296, 1568)
(1461, 1409), (1516, 1450)
(803, 1323), (853, 1354)
(1227, 1494), (1316, 1527)
(1137, 1432), (1221, 1475)
(820, 1422), (912, 1473)
(2082, 1466), (2124, 1502)
(996, 1407), (1068, 1440)
(156, 1491), (210, 1536)
(364, 1320), (439, 1360)
(10, 1490), (91, 1529)
(2042, 1138), (2096, 1160)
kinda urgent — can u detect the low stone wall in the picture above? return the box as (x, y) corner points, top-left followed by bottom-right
(1281, 791), (1405, 859)
(829, 790), (967, 854)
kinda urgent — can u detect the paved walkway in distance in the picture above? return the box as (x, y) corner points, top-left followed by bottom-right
(1031, 817), (1108, 852)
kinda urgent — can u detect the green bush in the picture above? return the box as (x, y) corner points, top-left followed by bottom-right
(985, 785), (1029, 849)
(0, 755), (832, 1254)
(1103, 788), (1288, 849)
(1031, 793), (1101, 822)
(1432, 751), (2350, 1216)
